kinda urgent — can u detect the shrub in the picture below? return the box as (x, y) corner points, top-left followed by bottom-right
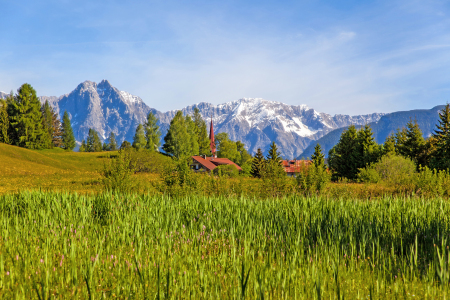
(101, 149), (136, 192)
(297, 163), (331, 194)
(357, 155), (416, 186)
(212, 164), (239, 178)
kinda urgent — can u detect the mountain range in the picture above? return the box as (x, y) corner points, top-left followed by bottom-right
(2, 80), (439, 159)
(299, 105), (445, 159)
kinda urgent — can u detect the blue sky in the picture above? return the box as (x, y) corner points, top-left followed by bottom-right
(1, 0), (449, 115)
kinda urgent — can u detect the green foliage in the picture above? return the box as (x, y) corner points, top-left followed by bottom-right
(216, 132), (240, 163)
(87, 128), (102, 152)
(120, 140), (132, 150)
(311, 143), (326, 170)
(328, 125), (359, 180)
(132, 123), (147, 150)
(102, 131), (118, 151)
(193, 108), (211, 156)
(431, 104), (450, 170)
(185, 115), (199, 155)
(396, 119), (425, 168)
(163, 111), (192, 158)
(7, 84), (46, 149)
(356, 124), (381, 167)
(79, 139), (87, 152)
(250, 148), (265, 178)
(212, 164), (239, 178)
(358, 154), (416, 186)
(101, 149), (136, 192)
(61, 111), (76, 150)
(40, 100), (54, 148)
(236, 141), (252, 165)
(297, 163), (331, 194)
(0, 99), (9, 144)
(382, 134), (396, 156)
(144, 111), (161, 151)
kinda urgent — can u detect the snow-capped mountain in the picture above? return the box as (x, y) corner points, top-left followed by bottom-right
(36, 80), (384, 158)
(0, 91), (8, 99)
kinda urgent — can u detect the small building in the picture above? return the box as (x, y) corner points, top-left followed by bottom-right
(191, 155), (242, 173)
(190, 116), (242, 173)
(282, 160), (312, 177)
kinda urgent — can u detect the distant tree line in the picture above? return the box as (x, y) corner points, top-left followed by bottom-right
(0, 83), (75, 150)
(327, 104), (450, 180)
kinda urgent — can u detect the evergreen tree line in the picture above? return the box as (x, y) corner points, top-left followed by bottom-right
(250, 142), (285, 178)
(0, 83), (75, 150)
(327, 104), (450, 180)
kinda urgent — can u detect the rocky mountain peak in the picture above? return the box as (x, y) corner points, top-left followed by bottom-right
(35, 80), (385, 157)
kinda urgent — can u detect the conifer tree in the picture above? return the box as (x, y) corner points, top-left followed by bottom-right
(265, 141), (285, 178)
(79, 140), (87, 152)
(382, 134), (396, 156)
(87, 128), (102, 152)
(193, 108), (211, 156)
(8, 84), (46, 149)
(61, 111), (76, 150)
(40, 101), (55, 148)
(0, 99), (9, 144)
(431, 104), (450, 170)
(144, 111), (161, 151)
(107, 132), (118, 151)
(120, 140), (132, 150)
(396, 119), (425, 168)
(51, 109), (63, 148)
(163, 111), (191, 158)
(311, 143), (326, 170)
(132, 124), (147, 150)
(250, 148), (265, 178)
(328, 125), (359, 180)
(356, 124), (380, 168)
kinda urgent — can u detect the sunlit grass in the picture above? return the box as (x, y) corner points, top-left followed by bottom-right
(1, 192), (450, 298)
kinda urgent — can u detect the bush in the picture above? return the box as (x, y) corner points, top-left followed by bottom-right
(212, 164), (239, 178)
(357, 155), (416, 186)
(297, 164), (331, 194)
(101, 149), (136, 192)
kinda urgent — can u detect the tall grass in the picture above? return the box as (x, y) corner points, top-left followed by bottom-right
(1, 192), (450, 298)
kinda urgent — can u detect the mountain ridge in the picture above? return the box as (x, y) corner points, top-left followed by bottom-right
(2, 80), (386, 157)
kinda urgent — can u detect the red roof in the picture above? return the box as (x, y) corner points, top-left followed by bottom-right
(192, 156), (242, 171)
(282, 160), (311, 173)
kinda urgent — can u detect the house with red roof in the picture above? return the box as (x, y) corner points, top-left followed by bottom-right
(190, 117), (242, 173)
(282, 160), (311, 177)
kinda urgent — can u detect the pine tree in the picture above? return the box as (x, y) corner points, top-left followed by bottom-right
(120, 140), (132, 150)
(51, 109), (63, 148)
(108, 132), (118, 151)
(265, 141), (285, 178)
(8, 84), (46, 149)
(396, 119), (425, 168)
(250, 148), (265, 178)
(382, 134), (396, 156)
(132, 124), (147, 150)
(163, 111), (191, 158)
(193, 108), (210, 156)
(356, 124), (380, 168)
(328, 125), (359, 180)
(311, 143), (326, 170)
(186, 116), (199, 155)
(79, 139), (87, 152)
(144, 111), (161, 151)
(0, 99), (9, 144)
(61, 111), (76, 150)
(40, 101), (54, 148)
(87, 128), (102, 152)
(431, 104), (450, 170)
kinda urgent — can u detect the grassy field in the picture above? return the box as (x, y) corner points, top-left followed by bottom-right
(1, 192), (450, 299)
(0, 144), (163, 195)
